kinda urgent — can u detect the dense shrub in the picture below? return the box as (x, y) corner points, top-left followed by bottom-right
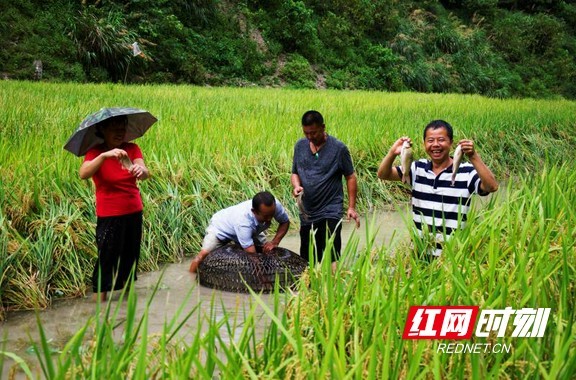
(1, 0), (574, 99)
(490, 11), (576, 98)
(280, 54), (316, 89)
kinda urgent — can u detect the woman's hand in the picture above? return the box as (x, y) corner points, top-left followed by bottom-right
(130, 158), (149, 180)
(80, 149), (128, 180)
(102, 148), (128, 159)
(129, 163), (147, 179)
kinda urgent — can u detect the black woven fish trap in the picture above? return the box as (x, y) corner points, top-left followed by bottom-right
(197, 245), (308, 293)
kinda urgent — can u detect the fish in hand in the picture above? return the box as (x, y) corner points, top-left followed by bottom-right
(400, 140), (413, 184)
(451, 144), (463, 186)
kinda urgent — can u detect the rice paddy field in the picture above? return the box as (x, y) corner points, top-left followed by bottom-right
(0, 81), (575, 378)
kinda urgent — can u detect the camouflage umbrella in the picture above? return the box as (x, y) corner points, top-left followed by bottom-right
(64, 107), (157, 156)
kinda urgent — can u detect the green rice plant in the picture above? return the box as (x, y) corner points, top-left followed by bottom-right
(0, 350), (35, 379)
(2, 255), (50, 311)
(22, 269), (202, 379)
(0, 208), (23, 320)
(2, 158), (574, 378)
(1, 80), (575, 320)
(222, 163), (574, 379)
(0, 79), (574, 376)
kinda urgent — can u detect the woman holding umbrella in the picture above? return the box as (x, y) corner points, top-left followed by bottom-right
(67, 108), (154, 302)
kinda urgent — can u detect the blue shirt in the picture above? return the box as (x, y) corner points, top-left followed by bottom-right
(209, 200), (290, 249)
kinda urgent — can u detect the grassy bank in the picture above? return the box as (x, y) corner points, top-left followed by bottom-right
(3, 163), (574, 378)
(1, 81), (575, 315)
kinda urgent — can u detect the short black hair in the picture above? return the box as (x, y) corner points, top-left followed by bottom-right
(423, 120), (453, 141)
(252, 191), (275, 211)
(302, 110), (324, 127)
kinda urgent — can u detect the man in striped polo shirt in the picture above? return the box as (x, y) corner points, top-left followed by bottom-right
(377, 120), (498, 257)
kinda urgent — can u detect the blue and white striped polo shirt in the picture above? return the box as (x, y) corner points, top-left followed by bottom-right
(397, 159), (488, 256)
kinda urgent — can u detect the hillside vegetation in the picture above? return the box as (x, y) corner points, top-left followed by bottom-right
(1, 0), (575, 98)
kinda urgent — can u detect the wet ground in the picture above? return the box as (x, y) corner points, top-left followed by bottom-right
(0, 209), (408, 378)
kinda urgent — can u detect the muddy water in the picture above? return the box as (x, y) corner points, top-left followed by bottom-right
(0, 209), (408, 377)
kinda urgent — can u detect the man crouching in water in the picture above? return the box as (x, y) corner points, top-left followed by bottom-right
(189, 191), (290, 273)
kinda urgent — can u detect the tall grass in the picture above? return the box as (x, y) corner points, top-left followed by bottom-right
(0, 80), (575, 314)
(2, 163), (573, 378)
